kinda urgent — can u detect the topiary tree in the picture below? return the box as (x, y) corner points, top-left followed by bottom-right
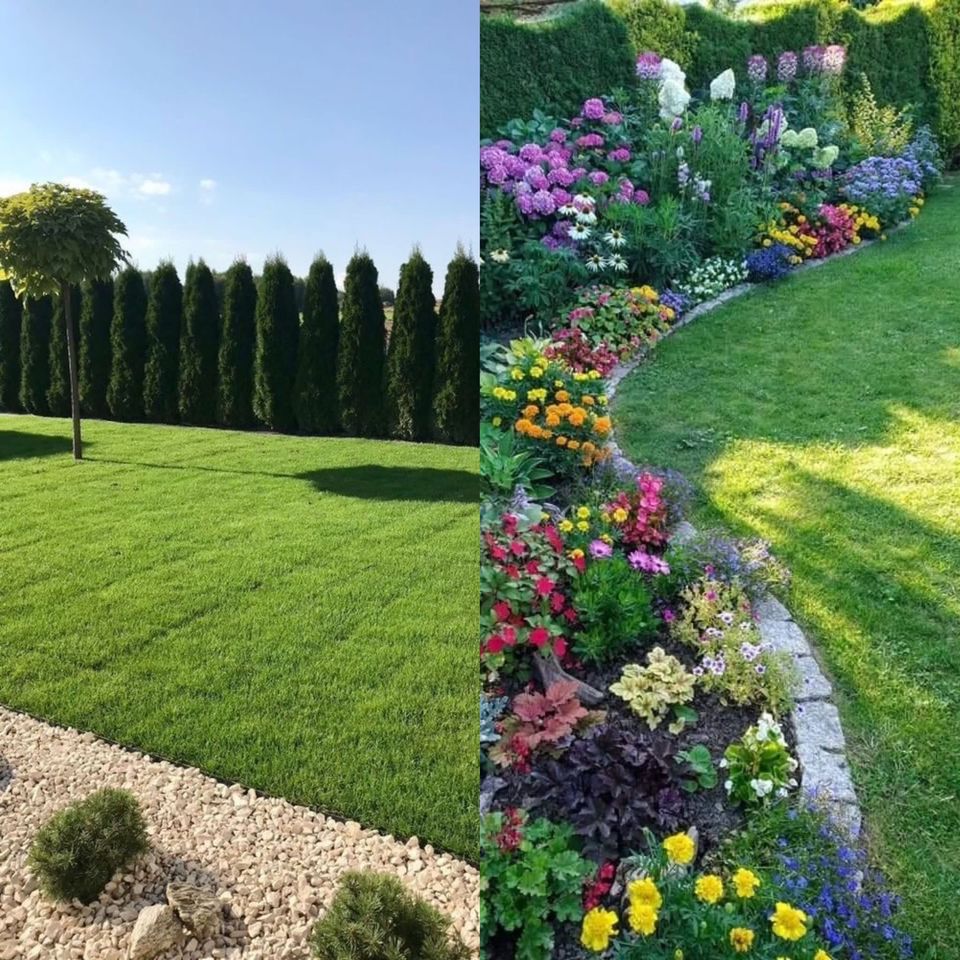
(253, 255), (299, 432)
(107, 267), (148, 422)
(0, 183), (127, 458)
(18, 295), (53, 415)
(294, 254), (340, 434)
(385, 248), (436, 441)
(0, 283), (23, 411)
(432, 248), (479, 446)
(218, 258), (258, 428)
(79, 278), (113, 418)
(47, 286), (83, 417)
(179, 259), (220, 424)
(142, 261), (183, 423)
(337, 252), (386, 437)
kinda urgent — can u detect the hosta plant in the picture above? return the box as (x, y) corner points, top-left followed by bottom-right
(489, 680), (605, 770)
(609, 647), (696, 731)
(721, 712), (798, 807)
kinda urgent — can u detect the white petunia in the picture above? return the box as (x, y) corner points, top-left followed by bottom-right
(710, 68), (736, 101)
(750, 777), (774, 797)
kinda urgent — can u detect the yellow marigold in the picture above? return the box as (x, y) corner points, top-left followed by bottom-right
(559, 520), (574, 533)
(573, 372), (588, 382)
(663, 832), (695, 865)
(577, 519), (589, 531)
(797, 215), (807, 224)
(569, 548), (584, 560)
(730, 927), (755, 953)
(580, 907), (618, 952)
(582, 441), (596, 455)
(733, 868), (761, 899)
(814, 951), (833, 960)
(695, 874), (724, 905)
(663, 307), (675, 320)
(523, 404), (539, 418)
(593, 416), (612, 435)
(556, 436), (568, 447)
(527, 388), (547, 402)
(599, 532), (613, 544)
(554, 379), (565, 388)
(555, 389), (571, 402)
(530, 365), (544, 378)
(628, 877), (662, 910)
(588, 369), (601, 380)
(771, 902), (808, 941)
(510, 367), (524, 381)
(628, 902), (658, 936)
(917, 196), (925, 206)
(568, 410), (587, 428)
(582, 395), (595, 406)
(568, 440), (581, 452)
(491, 416), (502, 427)
(612, 507), (628, 523)
(597, 395), (608, 405)
(546, 414), (561, 428)
(577, 506), (591, 520)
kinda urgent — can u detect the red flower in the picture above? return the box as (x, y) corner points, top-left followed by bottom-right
(535, 576), (554, 597)
(553, 636), (568, 657)
(525, 559), (540, 575)
(501, 626), (517, 646)
(493, 600), (511, 621)
(529, 626), (550, 648)
(484, 634), (505, 655)
(509, 539), (527, 557)
(489, 543), (507, 562)
(505, 564), (520, 579)
(573, 554), (586, 573)
(550, 591), (566, 613)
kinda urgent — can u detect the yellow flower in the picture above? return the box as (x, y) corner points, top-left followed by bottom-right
(628, 901), (658, 936)
(527, 388), (547, 402)
(491, 416), (502, 427)
(510, 367), (524, 381)
(559, 520), (574, 533)
(597, 395), (608, 405)
(569, 548), (584, 560)
(627, 876), (662, 910)
(694, 874), (723, 905)
(523, 404), (539, 418)
(568, 440), (581, 452)
(555, 389), (571, 402)
(663, 832), (695, 865)
(814, 951), (833, 960)
(582, 395), (595, 406)
(612, 507), (628, 524)
(530, 366), (543, 378)
(601, 511), (611, 523)
(580, 907), (618, 952)
(554, 379), (565, 388)
(556, 436), (568, 446)
(600, 533), (613, 544)
(771, 902), (808, 941)
(593, 416), (612, 435)
(730, 928), (755, 953)
(577, 520), (589, 532)
(577, 506), (591, 520)
(733, 868), (761, 899)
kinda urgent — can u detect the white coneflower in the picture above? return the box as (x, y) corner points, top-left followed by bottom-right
(568, 222), (592, 241)
(573, 193), (595, 209)
(607, 253), (628, 272)
(558, 203), (577, 217)
(575, 210), (597, 225)
(603, 228), (626, 248)
(585, 253), (604, 272)
(489, 248), (510, 264)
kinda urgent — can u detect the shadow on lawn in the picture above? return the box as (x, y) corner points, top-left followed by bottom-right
(297, 464), (476, 503)
(0, 430), (79, 462)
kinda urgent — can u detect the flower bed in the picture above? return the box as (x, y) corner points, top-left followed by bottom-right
(479, 39), (930, 960)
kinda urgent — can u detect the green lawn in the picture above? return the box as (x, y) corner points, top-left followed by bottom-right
(0, 415), (478, 858)
(615, 181), (960, 957)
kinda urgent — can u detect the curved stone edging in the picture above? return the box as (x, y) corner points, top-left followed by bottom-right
(603, 253), (870, 839)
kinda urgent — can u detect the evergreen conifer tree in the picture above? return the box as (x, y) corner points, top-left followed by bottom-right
(178, 260), (220, 424)
(107, 267), (148, 420)
(19, 295), (53, 415)
(253, 256), (299, 431)
(294, 255), (340, 433)
(47, 286), (82, 416)
(0, 284), (23, 411)
(217, 259), (258, 428)
(143, 261), (183, 422)
(78, 279), (113, 418)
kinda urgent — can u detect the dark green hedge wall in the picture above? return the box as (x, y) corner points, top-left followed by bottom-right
(481, 0), (960, 157)
(480, 2), (636, 138)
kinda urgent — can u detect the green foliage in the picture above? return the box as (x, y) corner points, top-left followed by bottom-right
(294, 255), (340, 434)
(46, 285), (82, 417)
(18, 295), (53, 414)
(431, 250), (479, 446)
(571, 555), (657, 664)
(78, 279), (113, 418)
(28, 788), (149, 903)
(609, 646), (696, 730)
(723, 713), (798, 807)
(480, 2), (635, 138)
(0, 284), (23, 411)
(481, 812), (594, 960)
(179, 260), (220, 425)
(143, 261), (182, 422)
(480, 422), (555, 503)
(217, 259), (257, 428)
(385, 249), (436, 441)
(0, 183), (127, 299)
(253, 256), (299, 432)
(608, 0), (695, 66)
(107, 267), (147, 421)
(309, 871), (469, 960)
(675, 744), (718, 793)
(337, 252), (386, 438)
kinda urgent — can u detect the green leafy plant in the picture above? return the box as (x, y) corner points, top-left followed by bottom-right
(480, 422), (555, 503)
(309, 871), (468, 960)
(28, 788), (149, 903)
(676, 745), (718, 793)
(609, 646), (696, 731)
(722, 712), (798, 808)
(481, 811), (594, 960)
(572, 555), (657, 664)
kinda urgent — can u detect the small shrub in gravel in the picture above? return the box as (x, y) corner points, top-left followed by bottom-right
(28, 788), (149, 902)
(309, 871), (469, 960)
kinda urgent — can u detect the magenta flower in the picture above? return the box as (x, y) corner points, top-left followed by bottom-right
(822, 44), (846, 76)
(777, 51), (798, 83)
(582, 98), (606, 121)
(608, 147), (631, 163)
(636, 51), (662, 80)
(589, 539), (613, 559)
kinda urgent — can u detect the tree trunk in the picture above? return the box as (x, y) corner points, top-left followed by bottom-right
(63, 280), (82, 460)
(534, 649), (605, 705)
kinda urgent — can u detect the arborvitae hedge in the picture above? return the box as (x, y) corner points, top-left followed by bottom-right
(337, 252), (386, 438)
(432, 251), (479, 446)
(143, 262), (183, 423)
(483, 0), (960, 158)
(179, 260), (220, 425)
(79, 279), (113, 419)
(385, 249), (436, 442)
(218, 259), (258, 429)
(47, 286), (82, 417)
(107, 267), (148, 421)
(480, 1), (636, 138)
(19, 296), (53, 415)
(294, 255), (340, 434)
(253, 256), (299, 432)
(0, 284), (23, 411)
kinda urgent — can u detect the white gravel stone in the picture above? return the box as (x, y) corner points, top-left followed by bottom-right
(759, 618), (812, 658)
(794, 656), (833, 701)
(0, 708), (478, 958)
(753, 594), (792, 623)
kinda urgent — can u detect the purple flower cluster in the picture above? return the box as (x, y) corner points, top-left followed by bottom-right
(658, 289), (688, 321)
(777, 51), (798, 83)
(635, 50), (662, 80)
(749, 104), (786, 170)
(802, 43), (846, 76)
(747, 54), (768, 84)
(842, 155), (922, 223)
(745, 243), (794, 282)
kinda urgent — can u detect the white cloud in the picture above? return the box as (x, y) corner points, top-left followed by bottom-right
(199, 178), (217, 191)
(139, 178), (171, 196)
(0, 177), (30, 197)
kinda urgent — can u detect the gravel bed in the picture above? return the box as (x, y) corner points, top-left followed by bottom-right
(0, 708), (478, 959)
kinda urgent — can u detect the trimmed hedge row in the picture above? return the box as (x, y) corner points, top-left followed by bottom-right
(0, 251), (479, 447)
(480, 0), (960, 159)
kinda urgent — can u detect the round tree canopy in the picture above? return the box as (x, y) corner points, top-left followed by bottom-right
(0, 182), (128, 300)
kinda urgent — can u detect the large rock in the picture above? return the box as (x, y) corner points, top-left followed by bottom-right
(129, 904), (182, 960)
(166, 881), (222, 940)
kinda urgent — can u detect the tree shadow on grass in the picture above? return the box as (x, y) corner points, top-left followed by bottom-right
(297, 464), (477, 503)
(0, 430), (80, 462)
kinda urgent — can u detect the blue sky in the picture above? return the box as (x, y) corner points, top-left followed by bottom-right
(2, 1), (478, 292)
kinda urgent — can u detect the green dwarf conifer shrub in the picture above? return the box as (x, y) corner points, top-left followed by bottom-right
(79, 279), (113, 418)
(218, 259), (258, 428)
(179, 260), (220, 424)
(107, 267), (147, 420)
(253, 255), (299, 432)
(143, 261), (183, 422)
(294, 255), (340, 434)
(19, 294), (53, 414)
